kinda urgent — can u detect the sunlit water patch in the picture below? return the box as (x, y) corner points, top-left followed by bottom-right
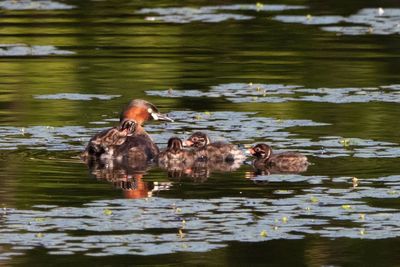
(0, 185), (399, 260)
(251, 174), (328, 184)
(274, 8), (400, 35)
(147, 83), (400, 104)
(0, 126), (88, 150)
(34, 93), (121, 101)
(0, 0), (74, 10)
(137, 4), (305, 23)
(0, 44), (74, 56)
(0, 110), (399, 158)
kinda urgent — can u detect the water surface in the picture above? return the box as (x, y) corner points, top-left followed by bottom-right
(1, 0), (400, 266)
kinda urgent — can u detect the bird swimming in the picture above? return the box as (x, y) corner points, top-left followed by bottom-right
(82, 99), (173, 162)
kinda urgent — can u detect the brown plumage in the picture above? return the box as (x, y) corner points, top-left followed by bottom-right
(81, 120), (136, 160)
(157, 137), (195, 168)
(184, 132), (245, 163)
(82, 99), (173, 162)
(249, 143), (309, 173)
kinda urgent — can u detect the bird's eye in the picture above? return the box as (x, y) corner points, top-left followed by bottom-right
(192, 137), (198, 142)
(255, 147), (260, 152)
(147, 108), (153, 113)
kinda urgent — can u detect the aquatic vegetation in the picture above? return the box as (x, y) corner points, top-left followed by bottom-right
(0, 44), (74, 56)
(260, 230), (268, 237)
(251, 174), (328, 184)
(341, 204), (352, 210)
(103, 209), (113, 216)
(147, 83), (400, 104)
(274, 8), (400, 35)
(1, 110), (399, 159)
(1, 183), (399, 259)
(136, 4), (305, 23)
(0, 126), (90, 150)
(34, 93), (121, 101)
(352, 177), (359, 188)
(0, 0), (74, 10)
(0, 0), (399, 264)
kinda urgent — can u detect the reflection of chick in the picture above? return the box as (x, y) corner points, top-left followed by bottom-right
(190, 160), (242, 182)
(249, 143), (309, 173)
(184, 132), (245, 163)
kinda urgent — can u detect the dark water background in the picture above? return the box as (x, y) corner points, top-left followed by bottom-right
(1, 0), (400, 266)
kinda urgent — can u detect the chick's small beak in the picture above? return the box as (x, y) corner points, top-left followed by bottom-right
(151, 112), (174, 122)
(182, 140), (193, 147)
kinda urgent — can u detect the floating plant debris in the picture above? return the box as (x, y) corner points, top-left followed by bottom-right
(0, 188), (399, 259)
(0, 0), (74, 10)
(147, 83), (400, 104)
(251, 174), (328, 184)
(34, 93), (121, 101)
(0, 126), (90, 151)
(137, 4), (305, 23)
(0, 44), (74, 56)
(274, 15), (345, 25)
(274, 8), (400, 35)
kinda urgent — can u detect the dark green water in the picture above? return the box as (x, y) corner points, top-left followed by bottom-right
(1, 0), (400, 266)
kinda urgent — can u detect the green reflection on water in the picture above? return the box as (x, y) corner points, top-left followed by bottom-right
(1, 0), (400, 265)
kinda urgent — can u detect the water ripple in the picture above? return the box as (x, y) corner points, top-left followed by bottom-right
(1, 184), (399, 259)
(0, 0), (74, 10)
(34, 93), (121, 101)
(147, 83), (400, 104)
(0, 44), (74, 56)
(1, 110), (399, 158)
(274, 8), (400, 35)
(137, 4), (305, 23)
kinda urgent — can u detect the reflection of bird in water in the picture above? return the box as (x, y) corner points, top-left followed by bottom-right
(157, 137), (243, 181)
(88, 159), (171, 199)
(189, 160), (242, 182)
(81, 99), (173, 162)
(183, 132), (245, 163)
(248, 143), (309, 175)
(156, 137), (197, 180)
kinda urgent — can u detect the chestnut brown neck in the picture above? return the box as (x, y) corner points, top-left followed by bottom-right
(121, 106), (150, 125)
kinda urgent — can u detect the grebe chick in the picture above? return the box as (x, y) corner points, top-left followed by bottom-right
(184, 132), (245, 163)
(249, 143), (309, 171)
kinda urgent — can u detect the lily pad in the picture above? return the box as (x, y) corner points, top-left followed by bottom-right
(137, 4), (305, 23)
(274, 8), (400, 35)
(34, 93), (120, 101)
(0, 44), (74, 56)
(0, 0), (74, 10)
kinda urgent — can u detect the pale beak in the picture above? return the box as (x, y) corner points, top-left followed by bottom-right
(182, 140), (193, 147)
(152, 112), (174, 122)
(247, 148), (255, 155)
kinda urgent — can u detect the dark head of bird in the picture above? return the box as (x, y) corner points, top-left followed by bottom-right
(249, 144), (272, 160)
(167, 137), (184, 154)
(184, 132), (211, 148)
(119, 99), (173, 126)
